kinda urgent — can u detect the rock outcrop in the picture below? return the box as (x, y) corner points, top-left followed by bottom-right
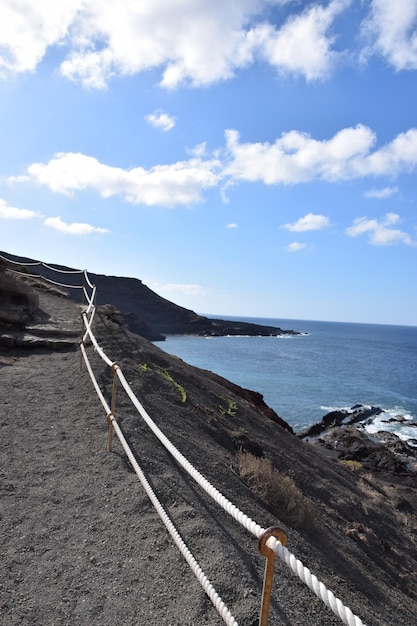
(0, 263), (81, 350)
(299, 404), (417, 478)
(0, 259), (39, 325)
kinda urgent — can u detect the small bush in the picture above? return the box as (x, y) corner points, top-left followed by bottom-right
(138, 363), (187, 403)
(219, 398), (237, 417)
(341, 459), (363, 472)
(237, 451), (315, 530)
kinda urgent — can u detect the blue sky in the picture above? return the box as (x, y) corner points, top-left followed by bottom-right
(1, 0), (416, 325)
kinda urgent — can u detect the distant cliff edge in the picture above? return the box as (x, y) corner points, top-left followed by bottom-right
(1, 251), (299, 341)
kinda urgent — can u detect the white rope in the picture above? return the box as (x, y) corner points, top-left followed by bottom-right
(80, 304), (367, 626)
(2, 253), (95, 314)
(112, 416), (239, 626)
(80, 342), (111, 415)
(32, 274), (85, 290)
(83, 269), (95, 290)
(82, 311), (114, 367)
(83, 285), (96, 312)
(0, 253), (84, 274)
(42, 262), (84, 274)
(269, 538), (366, 626)
(80, 342), (238, 626)
(0, 254), (42, 266)
(82, 310), (262, 533)
(8, 269), (48, 279)
(1, 254), (95, 295)
(8, 268), (85, 290)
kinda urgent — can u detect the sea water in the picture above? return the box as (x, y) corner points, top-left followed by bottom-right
(159, 317), (417, 441)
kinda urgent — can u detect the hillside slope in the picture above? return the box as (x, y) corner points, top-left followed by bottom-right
(0, 251), (298, 340)
(1, 281), (416, 625)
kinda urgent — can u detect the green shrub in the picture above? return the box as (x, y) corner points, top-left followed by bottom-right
(138, 363), (187, 403)
(219, 398), (237, 417)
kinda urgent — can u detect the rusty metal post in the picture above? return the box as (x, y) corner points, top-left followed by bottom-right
(258, 526), (288, 626)
(107, 412), (118, 452)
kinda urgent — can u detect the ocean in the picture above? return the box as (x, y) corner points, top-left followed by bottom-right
(158, 317), (417, 443)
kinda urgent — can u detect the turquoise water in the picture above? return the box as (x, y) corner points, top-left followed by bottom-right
(159, 317), (417, 435)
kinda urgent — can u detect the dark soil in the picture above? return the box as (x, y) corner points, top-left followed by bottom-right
(1, 286), (417, 625)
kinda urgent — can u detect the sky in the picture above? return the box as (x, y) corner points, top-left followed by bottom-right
(1, 0), (416, 326)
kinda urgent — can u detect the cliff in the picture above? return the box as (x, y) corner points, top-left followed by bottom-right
(0, 251), (298, 341)
(1, 265), (416, 625)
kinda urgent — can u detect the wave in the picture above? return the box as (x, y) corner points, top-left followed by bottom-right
(320, 403), (417, 445)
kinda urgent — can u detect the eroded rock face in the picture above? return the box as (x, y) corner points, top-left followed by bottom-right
(0, 271), (39, 326)
(0, 263), (80, 351)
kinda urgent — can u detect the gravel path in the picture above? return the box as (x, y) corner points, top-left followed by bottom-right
(1, 288), (417, 625)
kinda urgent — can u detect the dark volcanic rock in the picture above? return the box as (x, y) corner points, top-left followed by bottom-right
(333, 427), (411, 474)
(2, 265), (417, 626)
(298, 404), (382, 439)
(1, 252), (299, 340)
(0, 261), (39, 325)
(0, 266), (81, 350)
(299, 405), (417, 478)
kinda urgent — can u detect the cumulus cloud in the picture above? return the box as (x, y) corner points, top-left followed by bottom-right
(282, 213), (330, 231)
(3, 1), (417, 88)
(363, 0), (417, 70)
(10, 151), (221, 208)
(0, 0), (351, 87)
(226, 223), (238, 229)
(9, 125), (417, 208)
(0, 198), (40, 220)
(286, 241), (308, 252)
(254, 0), (349, 81)
(346, 212), (416, 246)
(0, 1), (82, 77)
(44, 216), (109, 235)
(145, 110), (176, 132)
(224, 126), (417, 184)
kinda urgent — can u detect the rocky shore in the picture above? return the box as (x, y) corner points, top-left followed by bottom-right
(299, 404), (417, 477)
(1, 260), (417, 625)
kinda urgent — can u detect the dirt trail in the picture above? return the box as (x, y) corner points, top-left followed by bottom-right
(1, 287), (417, 625)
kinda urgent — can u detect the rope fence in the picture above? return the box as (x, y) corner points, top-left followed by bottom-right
(2, 252), (367, 626)
(80, 340), (239, 625)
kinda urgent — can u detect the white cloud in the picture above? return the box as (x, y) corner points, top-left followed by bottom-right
(157, 283), (206, 296)
(0, 1), (351, 87)
(226, 223), (238, 229)
(364, 186), (398, 198)
(346, 212), (416, 246)
(363, 0), (417, 70)
(225, 126), (417, 184)
(10, 151), (221, 208)
(9, 125), (417, 209)
(282, 213), (330, 232)
(44, 216), (109, 235)
(0, 0), (83, 77)
(286, 241), (308, 252)
(0, 198), (40, 220)
(255, 0), (349, 81)
(145, 110), (176, 132)
(187, 142), (208, 158)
